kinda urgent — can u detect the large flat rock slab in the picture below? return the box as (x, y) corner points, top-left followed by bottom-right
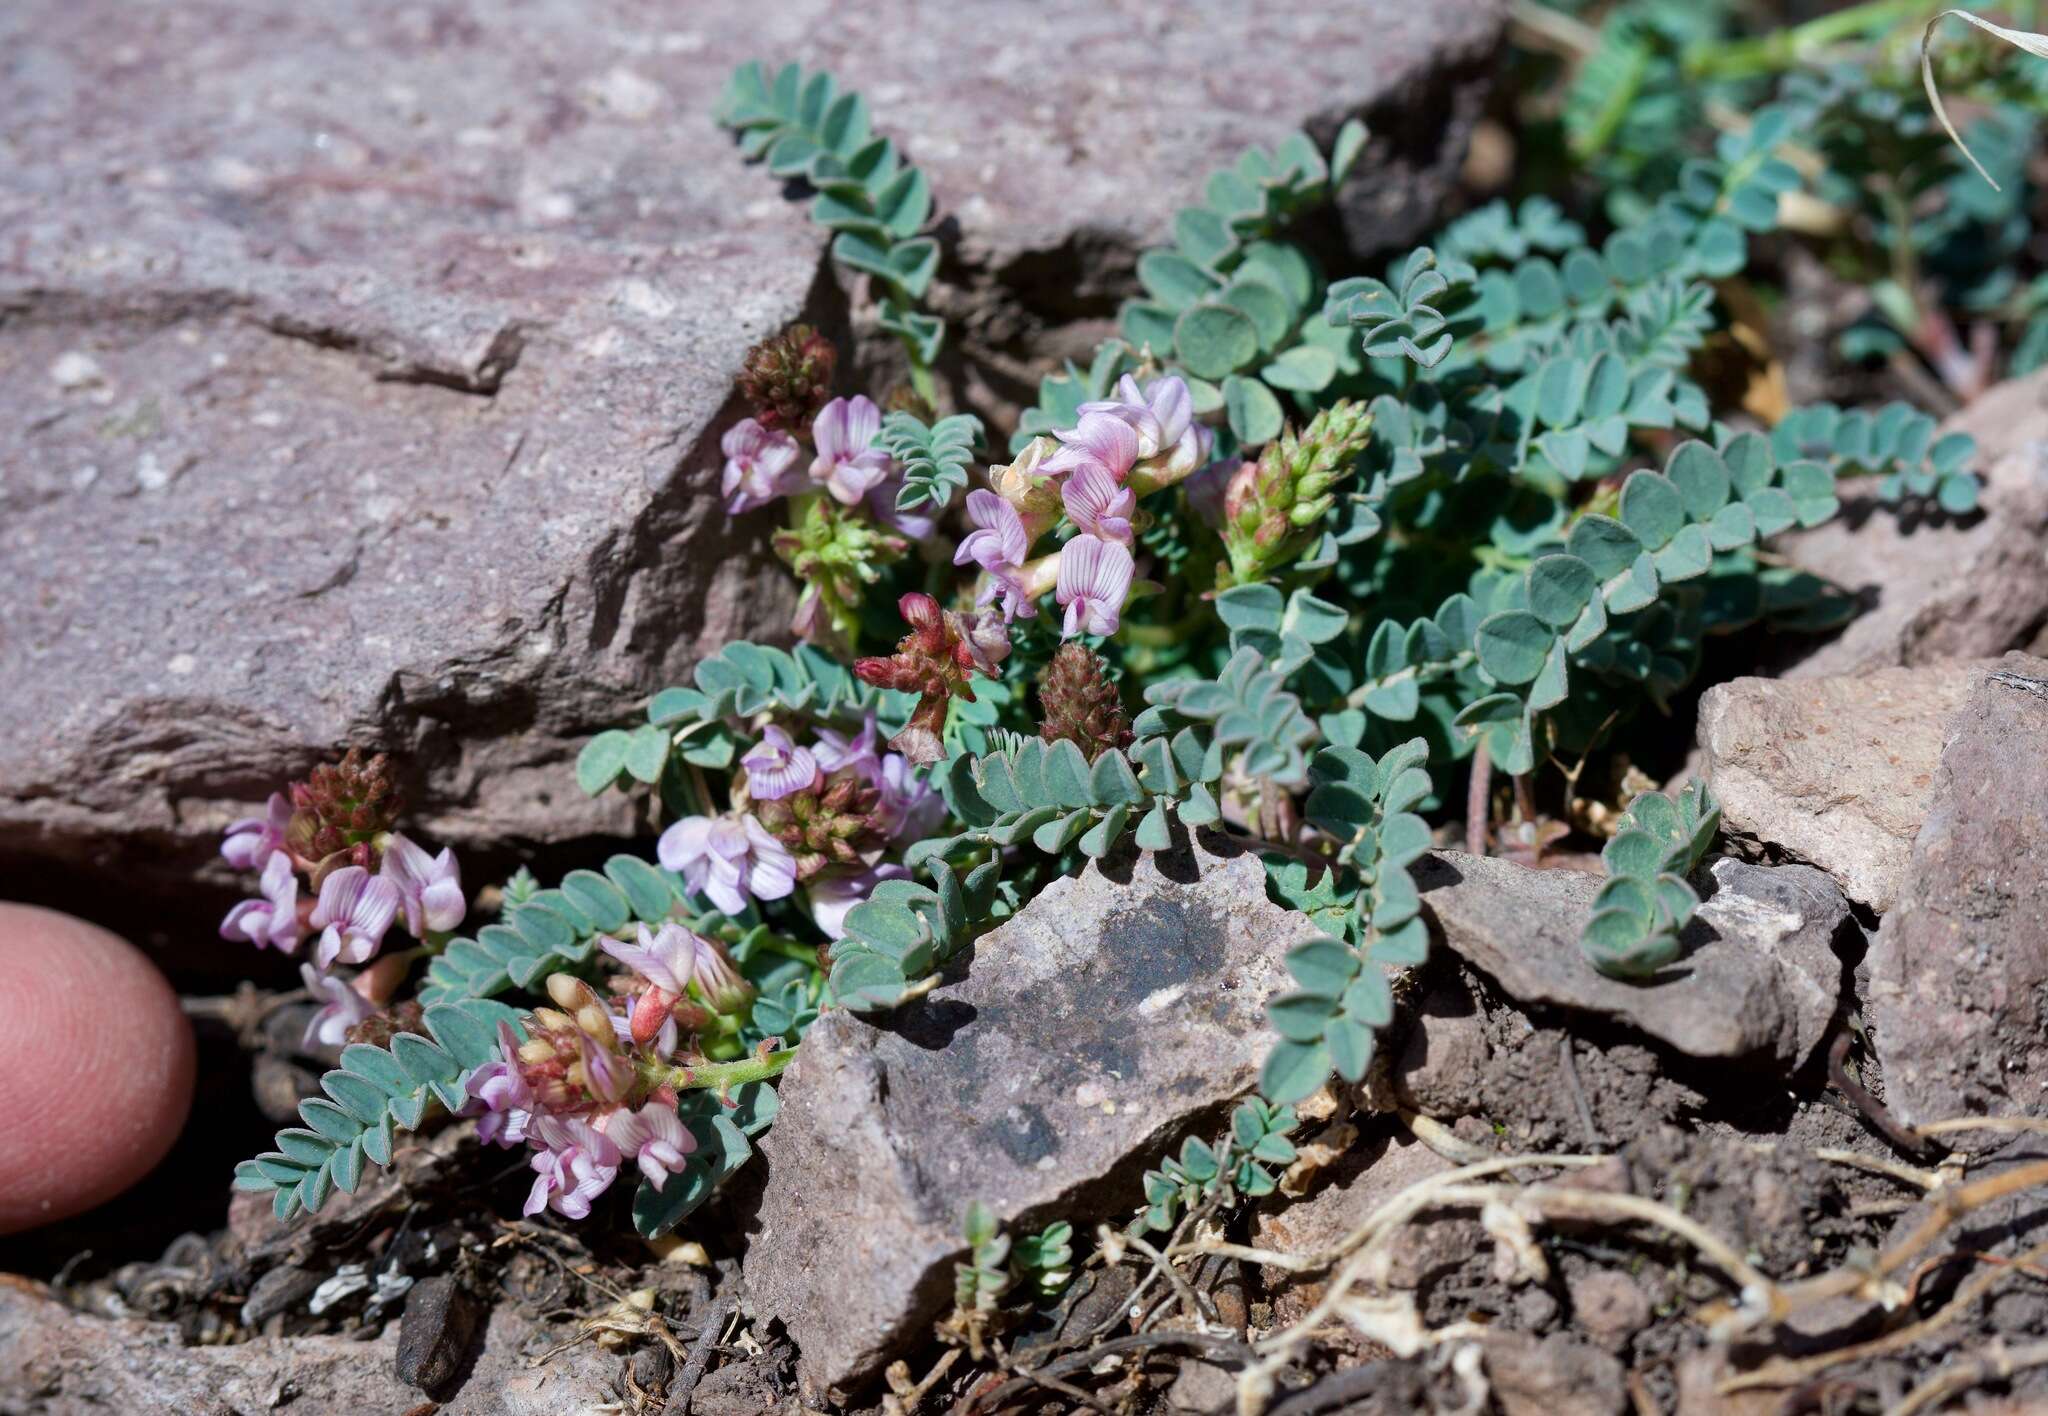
(1868, 653), (2048, 1127)
(1778, 369), (2048, 678)
(742, 835), (1310, 1403)
(1699, 664), (1981, 911)
(1, 0), (1505, 897)
(1417, 852), (1847, 1068)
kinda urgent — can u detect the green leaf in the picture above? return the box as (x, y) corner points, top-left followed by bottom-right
(1475, 611), (1556, 686)
(576, 730), (634, 795)
(1261, 1038), (1334, 1105)
(1174, 304), (1261, 379)
(1224, 375), (1285, 445)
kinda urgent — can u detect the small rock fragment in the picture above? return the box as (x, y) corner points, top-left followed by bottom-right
(1482, 1330), (1626, 1416)
(394, 1275), (481, 1397)
(1416, 853), (1847, 1068)
(743, 835), (1307, 1403)
(1699, 664), (1979, 909)
(1567, 1270), (1649, 1351)
(1867, 653), (2048, 1126)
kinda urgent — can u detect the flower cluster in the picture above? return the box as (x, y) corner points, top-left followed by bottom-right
(217, 753), (466, 1048)
(458, 922), (787, 1219)
(950, 373), (1209, 640)
(658, 712), (939, 931)
(719, 327), (936, 647)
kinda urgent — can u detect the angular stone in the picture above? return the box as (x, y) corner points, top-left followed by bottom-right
(1416, 852), (1848, 1068)
(1867, 653), (2048, 1127)
(1778, 369), (2048, 679)
(1699, 664), (1980, 911)
(1251, 1128), (1473, 1327)
(1482, 1330), (1627, 1416)
(1, 0), (1506, 898)
(742, 834), (1309, 1403)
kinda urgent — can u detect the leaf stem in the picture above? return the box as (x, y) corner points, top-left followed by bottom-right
(644, 1047), (798, 1093)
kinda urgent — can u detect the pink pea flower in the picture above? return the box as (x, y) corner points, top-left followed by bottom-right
(379, 832), (465, 937)
(812, 714), (882, 778)
(221, 793), (292, 871)
(953, 489), (1031, 578)
(741, 725), (818, 802)
(221, 850), (305, 954)
(309, 865), (401, 970)
(601, 922), (704, 1045)
(657, 815), (798, 917)
(807, 863), (912, 940)
(975, 568), (1038, 623)
(1043, 411), (1140, 482)
(1056, 534), (1135, 639)
(1183, 455), (1237, 529)
(1080, 374), (1202, 477)
(524, 1116), (622, 1220)
(604, 1102), (697, 1191)
(461, 1022), (535, 1147)
(810, 395), (893, 505)
(1062, 462), (1136, 544)
(300, 962), (377, 1049)
(720, 418), (804, 515)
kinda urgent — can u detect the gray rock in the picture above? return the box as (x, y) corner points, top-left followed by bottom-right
(1867, 653), (2048, 1127)
(742, 834), (1309, 1403)
(1777, 369), (2048, 679)
(1699, 664), (1980, 911)
(1416, 852), (1847, 1068)
(0, 1282), (616, 1415)
(0, 0), (1504, 895)
(1482, 1330), (1627, 1416)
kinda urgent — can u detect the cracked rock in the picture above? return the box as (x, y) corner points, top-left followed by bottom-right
(1699, 663), (1981, 911)
(2, 0), (1506, 911)
(742, 834), (1309, 1403)
(1777, 368), (2048, 679)
(1416, 852), (1848, 1068)
(1867, 653), (2048, 1127)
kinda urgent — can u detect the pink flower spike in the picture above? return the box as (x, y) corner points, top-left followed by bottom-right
(1062, 462), (1136, 544)
(1044, 412), (1140, 482)
(604, 1102), (698, 1190)
(953, 489), (1031, 575)
(524, 1116), (622, 1220)
(720, 417), (804, 515)
(222, 793), (292, 871)
(600, 922), (702, 996)
(741, 725), (818, 802)
(309, 865), (401, 970)
(1056, 534), (1135, 640)
(810, 395), (893, 505)
(221, 850), (305, 954)
(379, 832), (465, 937)
(300, 962), (376, 1049)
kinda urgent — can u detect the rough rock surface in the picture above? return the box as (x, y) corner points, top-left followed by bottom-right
(0, 1279), (617, 1415)
(1416, 852), (1848, 1068)
(742, 835), (1310, 1403)
(1252, 1128), (1473, 1326)
(0, 0), (1505, 897)
(1867, 653), (2048, 1127)
(1778, 368), (2048, 678)
(1699, 663), (1980, 911)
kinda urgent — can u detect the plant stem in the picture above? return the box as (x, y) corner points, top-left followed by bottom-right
(1465, 741), (1492, 857)
(1683, 0), (1924, 80)
(645, 1047), (797, 1093)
